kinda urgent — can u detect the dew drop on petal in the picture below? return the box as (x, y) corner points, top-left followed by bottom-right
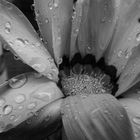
(27, 102), (36, 110)
(10, 115), (15, 120)
(15, 38), (26, 47)
(0, 98), (6, 107)
(48, 1), (53, 10)
(45, 18), (49, 24)
(133, 116), (140, 125)
(18, 106), (24, 110)
(5, 22), (11, 34)
(136, 33), (140, 42)
(32, 63), (46, 73)
(14, 94), (25, 104)
(32, 92), (50, 102)
(47, 73), (53, 80)
(3, 105), (13, 115)
(57, 57), (62, 65)
(9, 74), (27, 89)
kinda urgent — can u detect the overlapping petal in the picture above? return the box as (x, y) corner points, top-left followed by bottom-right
(71, 0), (117, 60)
(0, 0), (58, 81)
(0, 72), (63, 133)
(34, 0), (73, 64)
(118, 84), (140, 140)
(103, 0), (140, 95)
(61, 94), (134, 140)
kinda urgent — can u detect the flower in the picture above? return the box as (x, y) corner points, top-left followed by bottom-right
(0, 0), (139, 139)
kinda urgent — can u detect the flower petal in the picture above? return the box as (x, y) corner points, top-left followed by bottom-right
(105, 0), (140, 76)
(61, 94), (134, 140)
(71, 0), (117, 60)
(0, 42), (7, 85)
(0, 0), (58, 81)
(0, 72), (63, 133)
(115, 45), (140, 96)
(34, 0), (73, 65)
(119, 86), (140, 140)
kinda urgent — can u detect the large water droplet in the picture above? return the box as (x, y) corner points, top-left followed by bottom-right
(133, 116), (140, 125)
(3, 105), (13, 115)
(15, 38), (26, 47)
(32, 92), (50, 102)
(9, 74), (27, 89)
(5, 22), (11, 34)
(14, 94), (25, 104)
(0, 98), (5, 107)
(27, 102), (36, 110)
(136, 33), (140, 42)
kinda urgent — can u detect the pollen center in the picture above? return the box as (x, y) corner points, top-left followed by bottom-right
(60, 64), (113, 96)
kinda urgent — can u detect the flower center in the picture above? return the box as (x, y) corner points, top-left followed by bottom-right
(59, 54), (117, 97)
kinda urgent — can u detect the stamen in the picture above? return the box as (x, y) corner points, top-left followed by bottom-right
(60, 64), (113, 96)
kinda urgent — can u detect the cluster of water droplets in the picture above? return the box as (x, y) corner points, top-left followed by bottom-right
(0, 73), (56, 132)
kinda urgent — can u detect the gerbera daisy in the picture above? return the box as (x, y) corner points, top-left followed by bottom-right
(0, 0), (139, 140)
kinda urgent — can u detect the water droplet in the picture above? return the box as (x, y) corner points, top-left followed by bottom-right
(57, 57), (62, 65)
(15, 94), (25, 104)
(14, 55), (20, 60)
(136, 33), (140, 42)
(3, 105), (13, 115)
(133, 116), (140, 125)
(53, 0), (59, 8)
(48, 1), (53, 10)
(9, 74), (27, 89)
(134, 132), (139, 138)
(15, 38), (26, 47)
(5, 22), (11, 34)
(14, 115), (21, 122)
(117, 50), (123, 57)
(27, 102), (36, 110)
(10, 115), (15, 120)
(32, 92), (50, 102)
(18, 106), (23, 110)
(0, 98), (5, 107)
(45, 18), (49, 24)
(32, 63), (46, 73)
(33, 72), (42, 79)
(47, 73), (53, 80)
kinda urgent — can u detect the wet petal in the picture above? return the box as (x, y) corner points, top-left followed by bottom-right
(0, 42), (7, 85)
(71, 0), (117, 60)
(70, 0), (83, 59)
(0, 72), (63, 133)
(0, 0), (58, 81)
(105, 0), (140, 76)
(115, 45), (140, 96)
(61, 94), (134, 140)
(34, 0), (73, 65)
(119, 86), (140, 140)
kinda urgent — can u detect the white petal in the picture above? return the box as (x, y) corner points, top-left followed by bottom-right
(0, 0), (58, 81)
